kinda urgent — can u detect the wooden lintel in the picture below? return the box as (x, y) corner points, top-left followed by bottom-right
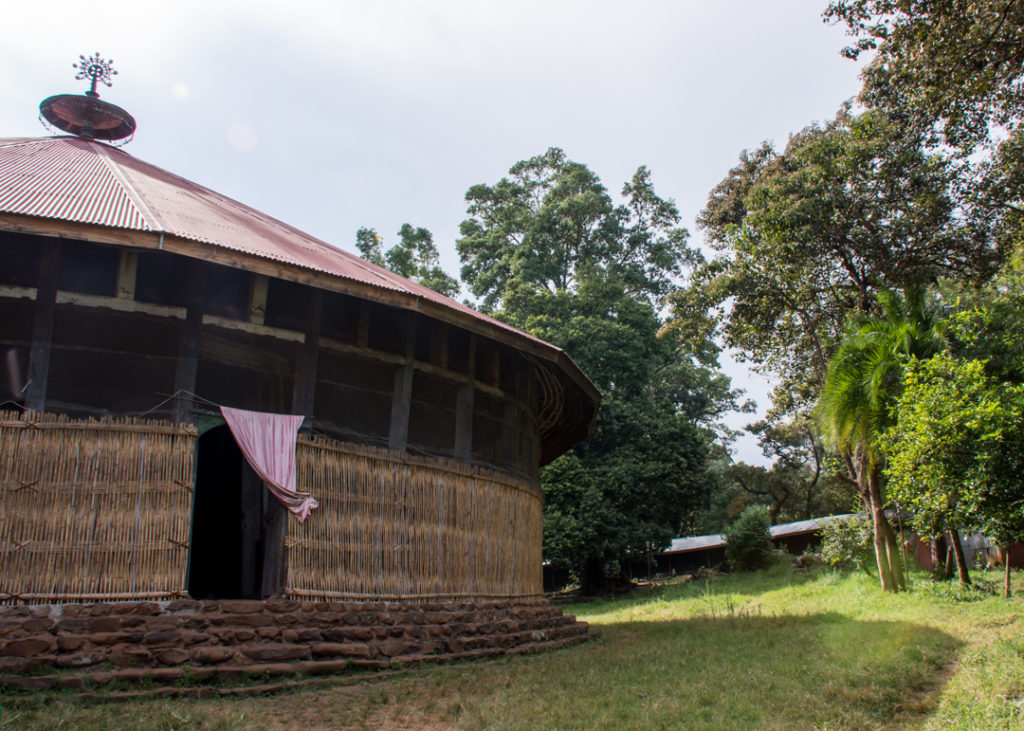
(57, 291), (186, 319)
(203, 314), (303, 343)
(321, 337), (405, 366)
(0, 285), (35, 301)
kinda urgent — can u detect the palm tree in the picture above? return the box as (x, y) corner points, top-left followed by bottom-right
(816, 286), (945, 591)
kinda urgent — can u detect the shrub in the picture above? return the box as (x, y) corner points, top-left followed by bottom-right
(725, 505), (774, 571)
(819, 515), (874, 572)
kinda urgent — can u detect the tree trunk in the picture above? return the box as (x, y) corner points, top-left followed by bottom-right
(1004, 545), (1012, 599)
(949, 531), (971, 587)
(866, 464), (904, 591)
(579, 557), (607, 596)
(930, 537), (946, 581)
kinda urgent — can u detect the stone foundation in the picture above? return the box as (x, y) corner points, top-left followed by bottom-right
(0, 598), (592, 690)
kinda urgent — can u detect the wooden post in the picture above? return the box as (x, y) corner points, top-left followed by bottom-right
(388, 315), (417, 452)
(454, 335), (476, 461)
(523, 371), (540, 471)
(261, 487), (287, 598)
(500, 367), (522, 467)
(248, 274), (268, 325)
(291, 289), (322, 417)
(25, 240), (60, 412)
(239, 461), (262, 599)
(429, 327), (448, 369)
(173, 261), (207, 424)
(356, 301), (370, 347)
(116, 251), (138, 300)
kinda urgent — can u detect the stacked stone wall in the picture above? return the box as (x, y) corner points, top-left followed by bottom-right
(0, 598), (591, 690)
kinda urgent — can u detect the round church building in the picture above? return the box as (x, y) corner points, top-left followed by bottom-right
(0, 59), (599, 679)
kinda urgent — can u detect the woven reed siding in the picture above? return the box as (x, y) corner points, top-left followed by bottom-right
(0, 412), (195, 603)
(288, 437), (543, 600)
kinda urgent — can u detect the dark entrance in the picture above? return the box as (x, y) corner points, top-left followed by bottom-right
(187, 425), (287, 599)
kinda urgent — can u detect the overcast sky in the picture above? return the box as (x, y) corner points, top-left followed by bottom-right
(1, 1), (868, 464)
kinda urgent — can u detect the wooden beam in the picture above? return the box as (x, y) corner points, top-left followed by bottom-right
(25, 240), (60, 412)
(388, 315), (417, 452)
(0, 213), (602, 408)
(203, 315), (303, 342)
(454, 335), (477, 461)
(0, 282), (510, 400)
(291, 289), (322, 417)
(172, 260), (207, 424)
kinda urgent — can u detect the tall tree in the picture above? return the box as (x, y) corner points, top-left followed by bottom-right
(825, 0), (1024, 151)
(816, 287), (945, 590)
(458, 149), (737, 593)
(665, 109), (990, 580)
(667, 109), (983, 414)
(458, 148), (693, 313)
(356, 224), (460, 298)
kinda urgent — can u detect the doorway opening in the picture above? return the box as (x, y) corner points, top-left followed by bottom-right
(187, 425), (286, 599)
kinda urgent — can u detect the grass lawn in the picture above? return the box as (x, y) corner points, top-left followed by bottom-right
(3, 563), (1023, 729)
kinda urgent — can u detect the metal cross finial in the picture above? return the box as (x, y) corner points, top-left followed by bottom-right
(73, 53), (118, 98)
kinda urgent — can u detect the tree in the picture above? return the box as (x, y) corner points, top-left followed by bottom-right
(725, 505), (774, 572)
(667, 109), (984, 417)
(665, 108), (989, 589)
(711, 419), (849, 528)
(816, 287), (945, 591)
(458, 148), (693, 313)
(882, 353), (1024, 596)
(458, 149), (736, 593)
(879, 355), (986, 587)
(356, 224), (460, 298)
(825, 0), (1024, 151)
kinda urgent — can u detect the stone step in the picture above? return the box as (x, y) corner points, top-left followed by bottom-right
(0, 597), (592, 687)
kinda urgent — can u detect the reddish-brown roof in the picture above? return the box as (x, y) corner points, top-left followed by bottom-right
(0, 137), (535, 343)
(0, 136), (600, 458)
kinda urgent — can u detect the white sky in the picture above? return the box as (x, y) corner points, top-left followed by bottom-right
(0, 1), (868, 465)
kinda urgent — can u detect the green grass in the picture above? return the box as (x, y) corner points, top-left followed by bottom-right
(3, 565), (1023, 729)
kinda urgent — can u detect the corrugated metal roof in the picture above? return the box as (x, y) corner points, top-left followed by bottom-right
(0, 136), (567, 355)
(769, 514), (858, 538)
(663, 514), (860, 554)
(0, 135), (601, 459)
(0, 138), (150, 230)
(663, 534), (726, 554)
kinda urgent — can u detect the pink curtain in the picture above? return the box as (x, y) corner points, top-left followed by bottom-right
(220, 406), (318, 522)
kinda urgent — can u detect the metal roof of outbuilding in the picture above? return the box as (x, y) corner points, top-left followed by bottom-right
(662, 514), (861, 555)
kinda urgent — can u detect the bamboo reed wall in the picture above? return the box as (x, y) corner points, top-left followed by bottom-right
(0, 411), (196, 604)
(288, 436), (544, 600)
